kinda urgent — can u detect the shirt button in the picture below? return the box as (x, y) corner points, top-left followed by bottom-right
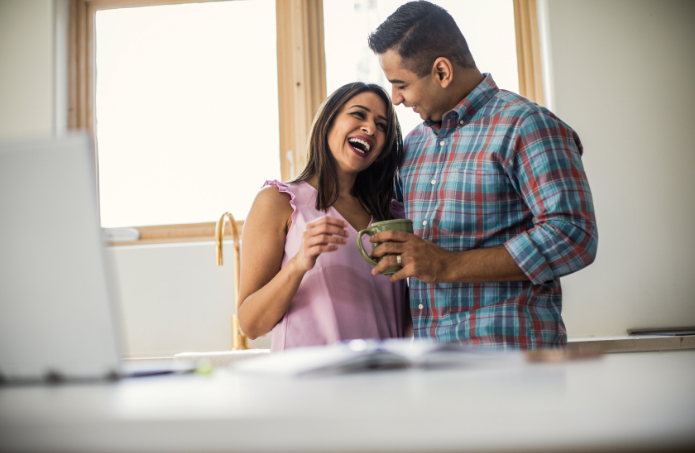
(430, 179), (436, 185)
(422, 220), (428, 226)
(459, 120), (464, 125)
(418, 304), (424, 309)
(439, 140), (445, 147)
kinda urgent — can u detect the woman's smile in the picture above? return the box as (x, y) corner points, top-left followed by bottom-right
(347, 135), (374, 157)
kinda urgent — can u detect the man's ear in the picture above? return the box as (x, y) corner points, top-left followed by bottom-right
(431, 57), (453, 88)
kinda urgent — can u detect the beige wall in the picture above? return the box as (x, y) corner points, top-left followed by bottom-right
(539, 0), (695, 337)
(0, 0), (55, 139)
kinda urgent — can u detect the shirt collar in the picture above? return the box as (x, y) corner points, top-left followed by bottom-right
(424, 73), (499, 129)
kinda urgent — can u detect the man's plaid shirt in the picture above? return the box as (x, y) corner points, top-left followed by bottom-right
(399, 74), (598, 349)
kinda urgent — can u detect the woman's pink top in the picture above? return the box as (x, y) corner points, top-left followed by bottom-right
(263, 180), (407, 352)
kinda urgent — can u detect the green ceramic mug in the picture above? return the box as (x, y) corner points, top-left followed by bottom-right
(357, 219), (414, 275)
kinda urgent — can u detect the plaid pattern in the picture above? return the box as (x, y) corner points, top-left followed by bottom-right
(400, 74), (598, 349)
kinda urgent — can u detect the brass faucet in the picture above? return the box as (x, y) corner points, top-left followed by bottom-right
(215, 212), (248, 350)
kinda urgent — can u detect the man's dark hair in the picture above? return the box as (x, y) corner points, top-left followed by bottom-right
(368, 0), (476, 78)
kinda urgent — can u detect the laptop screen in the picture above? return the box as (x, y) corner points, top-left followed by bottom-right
(0, 134), (123, 381)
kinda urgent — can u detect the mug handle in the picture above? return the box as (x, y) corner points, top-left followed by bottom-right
(357, 228), (378, 266)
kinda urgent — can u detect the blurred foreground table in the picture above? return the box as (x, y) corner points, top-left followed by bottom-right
(1, 350), (694, 453)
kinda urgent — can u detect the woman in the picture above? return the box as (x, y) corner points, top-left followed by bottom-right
(237, 82), (409, 352)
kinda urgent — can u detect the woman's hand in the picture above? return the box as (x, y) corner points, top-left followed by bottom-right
(291, 216), (349, 273)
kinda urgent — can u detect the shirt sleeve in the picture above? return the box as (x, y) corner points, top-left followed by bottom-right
(504, 111), (598, 285)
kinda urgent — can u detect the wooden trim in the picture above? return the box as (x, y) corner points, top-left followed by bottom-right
(108, 221), (244, 246)
(276, 0), (326, 181)
(69, 0), (100, 200)
(68, 0), (94, 134)
(513, 0), (545, 106)
(83, 0), (226, 11)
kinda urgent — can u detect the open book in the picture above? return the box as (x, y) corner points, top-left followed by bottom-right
(232, 339), (522, 377)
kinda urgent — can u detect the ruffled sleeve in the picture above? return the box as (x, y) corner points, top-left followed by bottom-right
(262, 180), (298, 226)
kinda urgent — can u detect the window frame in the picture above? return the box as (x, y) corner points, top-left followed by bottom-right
(513, 0), (545, 106)
(69, 0), (541, 246)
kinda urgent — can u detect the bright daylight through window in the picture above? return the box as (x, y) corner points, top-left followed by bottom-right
(95, 0), (279, 228)
(323, 0), (519, 137)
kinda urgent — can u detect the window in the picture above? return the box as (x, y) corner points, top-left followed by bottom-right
(95, 1), (279, 228)
(324, 0), (519, 136)
(70, 0), (543, 244)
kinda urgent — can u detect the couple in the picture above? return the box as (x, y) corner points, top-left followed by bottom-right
(238, 1), (598, 352)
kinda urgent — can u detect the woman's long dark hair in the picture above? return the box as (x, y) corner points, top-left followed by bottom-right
(293, 82), (404, 222)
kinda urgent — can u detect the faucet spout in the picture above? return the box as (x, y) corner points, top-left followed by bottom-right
(215, 212), (248, 350)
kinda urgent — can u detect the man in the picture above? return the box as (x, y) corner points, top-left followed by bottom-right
(367, 0), (598, 349)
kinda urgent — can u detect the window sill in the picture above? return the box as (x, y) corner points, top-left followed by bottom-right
(107, 221), (244, 247)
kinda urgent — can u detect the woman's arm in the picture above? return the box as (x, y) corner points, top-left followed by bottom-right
(237, 185), (349, 339)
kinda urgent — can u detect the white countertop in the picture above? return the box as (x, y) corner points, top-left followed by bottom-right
(1, 350), (694, 453)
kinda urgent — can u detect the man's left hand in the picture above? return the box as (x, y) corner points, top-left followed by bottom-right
(369, 230), (450, 283)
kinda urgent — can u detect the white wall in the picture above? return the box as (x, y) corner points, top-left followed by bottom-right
(106, 242), (270, 357)
(2, 0), (693, 356)
(539, 0), (695, 337)
(0, 0), (56, 138)
(53, 0), (69, 134)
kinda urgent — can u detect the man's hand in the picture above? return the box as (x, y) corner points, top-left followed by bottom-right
(369, 232), (530, 284)
(369, 230), (450, 283)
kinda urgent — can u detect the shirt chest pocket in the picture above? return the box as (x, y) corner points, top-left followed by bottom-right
(445, 156), (511, 196)
(438, 158), (516, 234)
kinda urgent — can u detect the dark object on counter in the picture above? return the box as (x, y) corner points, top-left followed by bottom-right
(628, 327), (695, 336)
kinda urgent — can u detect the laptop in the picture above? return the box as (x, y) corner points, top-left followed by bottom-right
(0, 134), (190, 382)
